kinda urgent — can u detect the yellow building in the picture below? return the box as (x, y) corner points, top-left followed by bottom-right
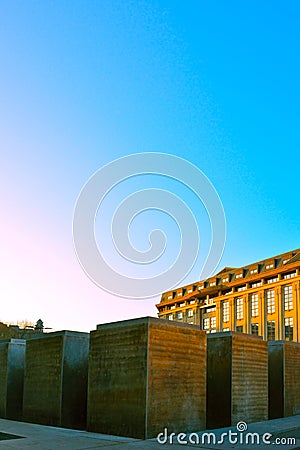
(157, 248), (300, 341)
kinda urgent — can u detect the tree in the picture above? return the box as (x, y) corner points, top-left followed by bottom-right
(34, 319), (44, 331)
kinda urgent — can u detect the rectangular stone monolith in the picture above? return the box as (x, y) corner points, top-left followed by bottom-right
(207, 332), (268, 429)
(268, 340), (300, 419)
(0, 338), (26, 420)
(87, 317), (206, 439)
(23, 331), (89, 429)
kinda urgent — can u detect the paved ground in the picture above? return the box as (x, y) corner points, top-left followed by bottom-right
(0, 416), (300, 449)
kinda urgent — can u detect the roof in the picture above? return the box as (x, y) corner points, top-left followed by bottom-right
(161, 247), (300, 300)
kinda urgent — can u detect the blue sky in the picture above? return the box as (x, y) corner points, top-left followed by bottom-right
(0, 1), (299, 331)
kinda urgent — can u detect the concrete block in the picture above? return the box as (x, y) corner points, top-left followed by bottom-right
(268, 340), (300, 419)
(0, 338), (26, 420)
(207, 332), (268, 428)
(23, 331), (89, 429)
(87, 317), (206, 439)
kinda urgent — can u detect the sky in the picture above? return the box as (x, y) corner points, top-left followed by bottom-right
(0, 1), (299, 332)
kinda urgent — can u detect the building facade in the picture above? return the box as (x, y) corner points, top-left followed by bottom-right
(157, 248), (300, 342)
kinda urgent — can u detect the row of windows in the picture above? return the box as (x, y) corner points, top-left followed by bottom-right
(167, 309), (194, 321)
(267, 318), (293, 340)
(167, 271), (297, 300)
(222, 320), (293, 341)
(222, 286), (294, 322)
(169, 285), (199, 299)
(220, 268), (295, 284)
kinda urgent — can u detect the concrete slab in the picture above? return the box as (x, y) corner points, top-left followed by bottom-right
(23, 331), (89, 429)
(88, 317), (206, 439)
(269, 340), (300, 419)
(0, 338), (26, 420)
(207, 332), (268, 429)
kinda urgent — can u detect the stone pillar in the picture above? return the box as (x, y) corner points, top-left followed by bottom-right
(269, 341), (300, 418)
(207, 332), (268, 428)
(229, 298), (235, 331)
(0, 339), (26, 420)
(87, 317), (207, 439)
(244, 295), (250, 334)
(23, 331), (89, 429)
(215, 300), (221, 332)
(260, 290), (266, 340)
(276, 286), (284, 340)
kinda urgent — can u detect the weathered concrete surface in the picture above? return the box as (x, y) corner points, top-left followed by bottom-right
(87, 317), (206, 439)
(0, 339), (26, 420)
(269, 340), (300, 419)
(23, 331), (89, 429)
(207, 332), (268, 428)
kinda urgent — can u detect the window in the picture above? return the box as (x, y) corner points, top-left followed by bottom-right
(203, 316), (216, 333)
(193, 284), (198, 291)
(179, 302), (185, 307)
(177, 312), (183, 319)
(187, 309), (193, 317)
(236, 273), (243, 279)
(250, 293), (259, 317)
(251, 281), (262, 288)
(266, 263), (274, 270)
(283, 272), (296, 279)
(222, 277), (229, 283)
(211, 317), (216, 329)
(168, 314), (173, 321)
(266, 289), (275, 314)
(171, 305), (175, 310)
(267, 321), (275, 340)
(224, 289), (233, 295)
(236, 298), (243, 320)
(283, 285), (293, 311)
(236, 325), (243, 333)
(203, 318), (210, 330)
(266, 277), (277, 284)
(285, 317), (293, 341)
(182, 288), (187, 296)
(237, 285), (246, 292)
(251, 323), (259, 336)
(223, 328), (230, 332)
(190, 300), (195, 305)
(250, 268), (258, 275)
(172, 291), (177, 299)
(223, 302), (229, 323)
(206, 307), (216, 313)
